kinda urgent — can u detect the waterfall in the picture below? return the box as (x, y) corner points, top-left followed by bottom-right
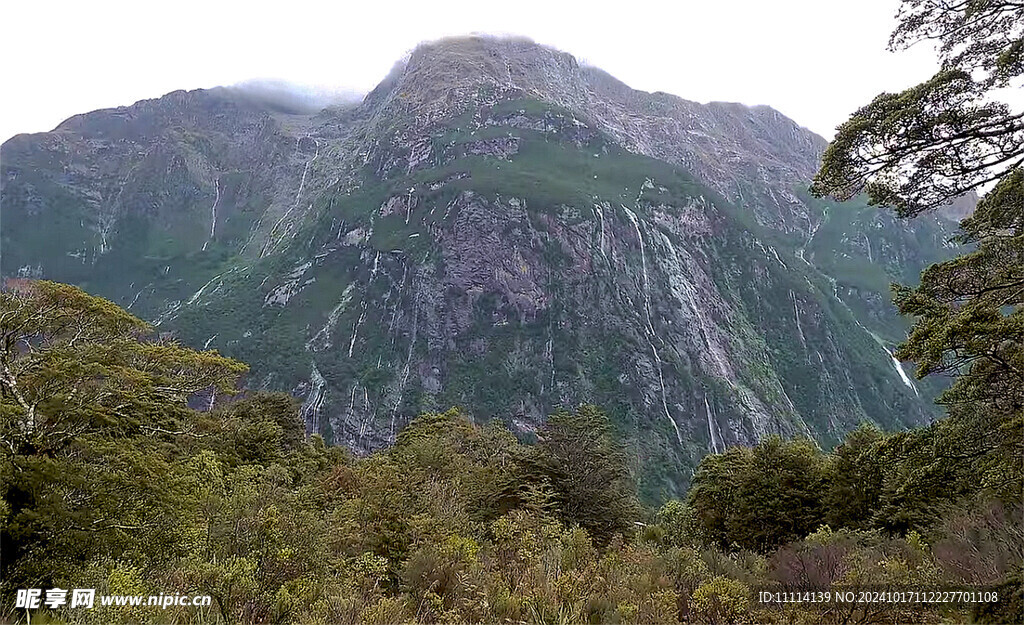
(622, 204), (683, 446)
(202, 178), (220, 251)
(705, 395), (722, 454)
(300, 363), (328, 436)
(888, 350), (920, 396)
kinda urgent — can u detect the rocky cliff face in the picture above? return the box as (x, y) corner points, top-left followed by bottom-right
(1, 36), (961, 499)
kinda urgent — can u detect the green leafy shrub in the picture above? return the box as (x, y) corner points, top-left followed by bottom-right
(691, 576), (750, 625)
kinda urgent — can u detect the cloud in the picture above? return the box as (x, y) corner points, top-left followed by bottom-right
(221, 79), (363, 115)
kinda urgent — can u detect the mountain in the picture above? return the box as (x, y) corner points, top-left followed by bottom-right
(0, 36), (963, 499)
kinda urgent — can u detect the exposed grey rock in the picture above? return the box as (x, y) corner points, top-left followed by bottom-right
(1, 35), (966, 498)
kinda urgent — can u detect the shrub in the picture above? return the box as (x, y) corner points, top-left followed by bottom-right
(403, 535), (486, 622)
(691, 576), (750, 625)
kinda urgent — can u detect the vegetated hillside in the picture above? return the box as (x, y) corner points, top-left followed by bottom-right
(0, 36), (963, 498)
(2, 282), (1017, 624)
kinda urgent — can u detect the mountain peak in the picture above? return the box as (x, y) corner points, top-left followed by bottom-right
(353, 37), (827, 227)
(1, 38), (956, 495)
(362, 35), (588, 120)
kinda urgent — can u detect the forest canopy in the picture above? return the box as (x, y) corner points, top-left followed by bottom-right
(1, 281), (1020, 624)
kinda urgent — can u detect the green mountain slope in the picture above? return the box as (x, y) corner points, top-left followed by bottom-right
(0, 36), (964, 498)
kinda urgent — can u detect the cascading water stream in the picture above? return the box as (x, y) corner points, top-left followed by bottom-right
(622, 204), (684, 446)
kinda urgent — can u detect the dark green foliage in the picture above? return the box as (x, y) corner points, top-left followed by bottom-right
(682, 415), (1020, 551)
(812, 1), (1023, 216)
(885, 168), (1024, 520)
(794, 15), (1024, 625)
(806, 4), (1023, 605)
(0, 281), (249, 587)
(2, 280), (1020, 624)
(895, 169), (1023, 415)
(812, 70), (1023, 216)
(687, 437), (825, 553)
(203, 392), (307, 465)
(821, 424), (885, 531)
(812, 5), (1023, 529)
(0, 282), (343, 622)
(520, 405), (640, 545)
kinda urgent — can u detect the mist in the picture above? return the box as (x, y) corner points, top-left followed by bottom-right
(217, 79), (364, 115)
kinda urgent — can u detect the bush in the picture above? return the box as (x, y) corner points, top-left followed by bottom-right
(655, 499), (700, 547)
(403, 535), (486, 621)
(688, 437), (825, 553)
(932, 500), (1024, 586)
(691, 576), (750, 625)
(360, 597), (411, 625)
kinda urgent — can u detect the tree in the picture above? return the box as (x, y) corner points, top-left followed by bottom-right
(688, 437), (826, 553)
(0, 280), (247, 588)
(523, 405), (639, 545)
(811, 0), (1023, 217)
(811, 0), (1023, 509)
(205, 391), (307, 465)
(0, 280), (246, 457)
(822, 423), (885, 531)
(894, 170), (1022, 410)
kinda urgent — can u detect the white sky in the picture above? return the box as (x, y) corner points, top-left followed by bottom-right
(2, 0), (946, 144)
